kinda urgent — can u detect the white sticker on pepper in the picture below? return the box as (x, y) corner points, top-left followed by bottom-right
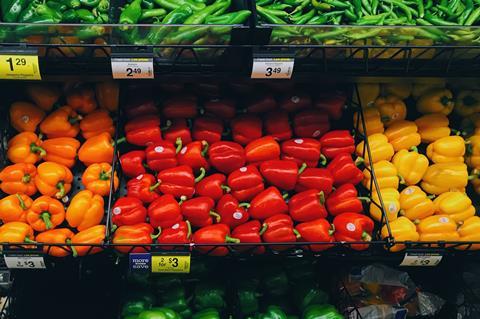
(239, 167), (247, 172)
(155, 146), (164, 153)
(233, 212), (243, 220)
(346, 223), (356, 232)
(113, 207), (121, 215)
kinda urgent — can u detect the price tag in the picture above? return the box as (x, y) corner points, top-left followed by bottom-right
(111, 57), (154, 79)
(400, 252), (443, 267)
(151, 253), (190, 273)
(251, 57), (294, 79)
(0, 54), (41, 80)
(4, 254), (46, 269)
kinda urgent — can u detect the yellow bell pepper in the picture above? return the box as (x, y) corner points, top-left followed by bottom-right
(466, 134), (480, 169)
(417, 215), (460, 243)
(414, 113), (451, 143)
(382, 83), (412, 100)
(374, 95), (407, 127)
(426, 136), (465, 164)
(421, 163), (469, 195)
(362, 160), (399, 191)
(399, 186), (435, 222)
(455, 90), (480, 117)
(412, 82), (446, 100)
(353, 107), (384, 135)
(456, 216), (480, 250)
(355, 133), (394, 165)
(392, 148), (429, 186)
(369, 188), (400, 223)
(353, 83), (380, 108)
(384, 120), (421, 152)
(381, 217), (420, 252)
(433, 191), (475, 225)
(416, 88), (454, 115)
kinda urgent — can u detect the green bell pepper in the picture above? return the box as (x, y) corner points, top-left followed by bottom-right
(3, 0), (27, 22)
(150, 308), (181, 319)
(191, 308), (220, 319)
(255, 306), (288, 319)
(159, 286), (190, 315)
(238, 288), (259, 315)
(122, 300), (152, 317)
(302, 304), (343, 319)
(193, 283), (225, 310)
(138, 310), (167, 319)
(293, 284), (329, 311)
(120, 0), (142, 24)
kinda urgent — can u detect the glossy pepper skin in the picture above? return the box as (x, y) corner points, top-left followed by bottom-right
(157, 165), (197, 199)
(457, 216), (480, 250)
(281, 138), (322, 168)
(295, 218), (334, 252)
(433, 191), (475, 224)
(355, 133), (394, 165)
(162, 96), (198, 119)
(374, 95), (407, 127)
(127, 174), (160, 203)
(416, 88), (454, 115)
(0, 163), (37, 196)
(148, 194), (182, 228)
(231, 115), (262, 146)
(193, 224), (239, 256)
(9, 101), (45, 132)
(26, 196), (65, 232)
(78, 132), (115, 166)
(426, 136), (465, 164)
(392, 148), (429, 186)
(314, 90), (346, 120)
(399, 186), (435, 222)
(208, 141), (246, 174)
(162, 119), (192, 145)
(113, 223), (157, 254)
(192, 116), (223, 144)
(120, 150), (147, 178)
(35, 162), (73, 199)
(157, 221), (191, 248)
(421, 163), (468, 195)
(326, 183), (363, 216)
(353, 107), (384, 135)
(216, 194), (249, 229)
(146, 141), (179, 172)
(125, 115), (163, 146)
(204, 98), (236, 119)
(181, 196), (219, 228)
(415, 113), (451, 143)
(384, 120), (421, 152)
(177, 140), (210, 172)
(112, 197), (147, 226)
(363, 160), (399, 191)
(71, 225), (105, 256)
(39, 106), (81, 138)
(259, 160), (300, 191)
(246, 94), (276, 113)
(7, 132), (45, 164)
(381, 217), (419, 252)
(245, 136), (280, 165)
(333, 213), (374, 251)
(66, 84), (97, 114)
(79, 109), (115, 139)
(0, 222), (34, 244)
(303, 304), (343, 319)
(25, 84), (60, 112)
(264, 110), (292, 141)
(320, 130), (355, 160)
(36, 228), (77, 257)
(227, 165), (264, 202)
(289, 189), (327, 222)
(261, 214), (299, 250)
(66, 190), (103, 231)
(41, 137), (80, 168)
(195, 173), (230, 202)
(327, 153), (363, 187)
(466, 134), (480, 169)
(455, 90), (480, 117)
(82, 162), (119, 197)
(232, 220), (264, 254)
(279, 92), (311, 113)
(248, 186), (288, 220)
(370, 188), (400, 223)
(296, 168), (334, 195)
(0, 194), (32, 223)
(417, 215), (460, 243)
(293, 110), (329, 138)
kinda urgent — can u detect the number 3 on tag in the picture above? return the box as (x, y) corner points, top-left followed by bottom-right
(0, 55), (41, 80)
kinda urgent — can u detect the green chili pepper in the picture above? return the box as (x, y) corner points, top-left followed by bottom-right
(3, 0), (27, 22)
(96, 12), (109, 22)
(322, 9), (344, 17)
(145, 4), (193, 44)
(293, 8), (315, 24)
(425, 0), (432, 9)
(361, 0), (372, 14)
(353, 0), (362, 17)
(382, 0), (415, 21)
(416, 0), (424, 18)
(47, 1), (67, 11)
(465, 7), (480, 25)
(256, 4), (288, 24)
(181, 0), (230, 24)
(76, 8), (96, 22)
(153, 0), (206, 11)
(290, 0), (309, 15)
(17, 1), (40, 22)
(36, 4), (62, 21)
(140, 8), (167, 21)
(371, 0), (378, 13)
(424, 12), (458, 25)
(256, 0), (273, 5)
(76, 25), (105, 40)
(264, 3), (292, 10)
(323, 0), (350, 9)
(384, 16), (407, 24)
(348, 28), (381, 39)
(60, 0), (80, 8)
(306, 15), (327, 23)
(344, 8), (356, 20)
(142, 0), (154, 8)
(62, 8), (78, 21)
(356, 13), (388, 25)
(120, 0), (142, 24)
(311, 0), (331, 11)
(79, 0), (99, 6)
(206, 10), (251, 23)
(459, 0), (473, 24)
(15, 16), (55, 37)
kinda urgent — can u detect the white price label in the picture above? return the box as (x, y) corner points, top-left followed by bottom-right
(4, 255), (46, 269)
(251, 57), (294, 79)
(111, 57), (154, 79)
(400, 252), (442, 267)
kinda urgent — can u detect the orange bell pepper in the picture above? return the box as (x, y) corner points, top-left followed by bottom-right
(82, 163), (119, 196)
(71, 225), (106, 256)
(25, 84), (61, 111)
(9, 101), (45, 132)
(66, 84), (97, 114)
(35, 228), (76, 257)
(34, 162), (73, 199)
(0, 163), (37, 196)
(41, 137), (80, 168)
(66, 190), (104, 231)
(26, 195), (65, 232)
(7, 132), (45, 164)
(78, 132), (116, 166)
(0, 222), (35, 244)
(79, 109), (115, 139)
(0, 194), (32, 223)
(39, 106), (81, 138)
(95, 81), (119, 112)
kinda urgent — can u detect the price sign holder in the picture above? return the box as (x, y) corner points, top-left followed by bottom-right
(3, 253), (46, 270)
(400, 249), (443, 267)
(251, 51), (295, 79)
(111, 48), (154, 79)
(0, 47), (41, 80)
(151, 252), (191, 273)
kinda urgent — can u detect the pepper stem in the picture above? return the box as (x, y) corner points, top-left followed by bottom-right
(298, 163), (307, 175)
(238, 203), (250, 208)
(319, 154), (327, 166)
(440, 95), (452, 107)
(358, 196), (371, 202)
(66, 239), (78, 258)
(221, 185), (231, 193)
(175, 137), (183, 154)
(427, 194), (436, 199)
(15, 194), (27, 210)
(30, 143), (46, 156)
(225, 235), (240, 243)
(149, 181), (161, 192)
(179, 195), (187, 205)
(361, 231), (372, 242)
(99, 170), (111, 181)
(318, 191), (325, 205)
(398, 174), (405, 184)
(55, 182), (65, 199)
(68, 115), (82, 124)
(40, 211), (53, 230)
(355, 157), (364, 166)
(210, 211), (221, 223)
(24, 237), (37, 244)
(410, 146), (418, 152)
(115, 137), (127, 145)
(259, 223), (268, 236)
(151, 227), (161, 240)
(195, 167), (206, 183)
(328, 223), (335, 236)
(282, 193), (289, 200)
(201, 140), (209, 157)
(22, 174), (31, 183)
(186, 220), (192, 239)
(293, 229), (301, 239)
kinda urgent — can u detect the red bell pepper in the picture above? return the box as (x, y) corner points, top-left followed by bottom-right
(293, 110), (330, 138)
(120, 150), (146, 178)
(124, 98), (158, 119)
(232, 220), (265, 254)
(125, 115), (163, 146)
(208, 141), (245, 174)
(177, 141), (210, 173)
(333, 212), (374, 251)
(260, 214), (299, 250)
(157, 221), (191, 248)
(259, 160), (298, 191)
(245, 136), (280, 165)
(204, 98), (236, 119)
(281, 138), (324, 168)
(247, 186), (288, 220)
(295, 218), (334, 252)
(264, 110), (292, 142)
(296, 168), (334, 195)
(126, 174), (160, 203)
(157, 165), (198, 199)
(192, 224), (239, 256)
(192, 116), (223, 144)
(181, 196), (220, 228)
(145, 141), (179, 173)
(227, 165), (264, 202)
(216, 194), (249, 228)
(327, 153), (363, 186)
(288, 189), (327, 222)
(231, 115), (262, 146)
(279, 92), (312, 112)
(314, 91), (347, 120)
(112, 197), (147, 226)
(326, 183), (363, 216)
(147, 194), (182, 228)
(195, 173), (230, 202)
(319, 130), (355, 160)
(112, 223), (158, 254)
(162, 119), (192, 145)
(246, 94), (277, 113)
(162, 96), (197, 118)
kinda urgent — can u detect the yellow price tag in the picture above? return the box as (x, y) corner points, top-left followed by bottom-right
(0, 55), (41, 80)
(151, 254), (190, 273)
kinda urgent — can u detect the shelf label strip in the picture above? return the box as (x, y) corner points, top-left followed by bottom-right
(400, 252), (443, 267)
(111, 57), (154, 79)
(251, 57), (294, 79)
(0, 54), (41, 80)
